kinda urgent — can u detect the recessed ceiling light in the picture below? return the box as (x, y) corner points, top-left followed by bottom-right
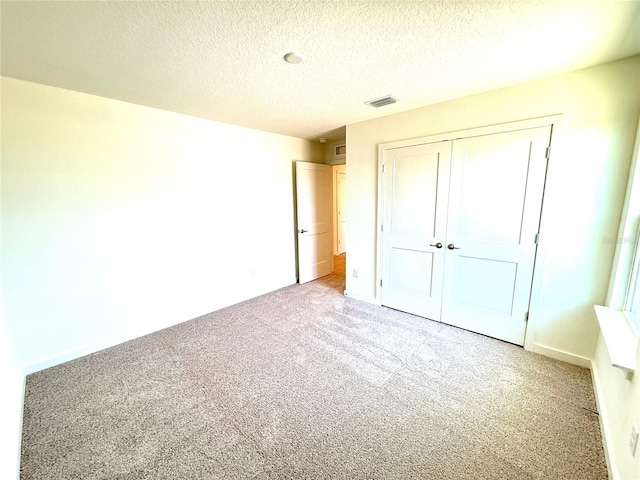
(284, 52), (304, 64)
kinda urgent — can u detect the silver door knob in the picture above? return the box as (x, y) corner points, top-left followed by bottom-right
(429, 242), (443, 249)
(447, 243), (460, 250)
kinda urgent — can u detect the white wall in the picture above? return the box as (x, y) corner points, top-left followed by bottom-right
(345, 55), (640, 363)
(1, 76), (323, 374)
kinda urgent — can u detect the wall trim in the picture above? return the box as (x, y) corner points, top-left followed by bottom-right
(343, 291), (378, 305)
(9, 371), (27, 480)
(22, 280), (298, 374)
(23, 309), (230, 374)
(529, 344), (617, 478)
(23, 326), (161, 374)
(531, 342), (592, 368)
(591, 358), (618, 480)
(15, 374), (26, 480)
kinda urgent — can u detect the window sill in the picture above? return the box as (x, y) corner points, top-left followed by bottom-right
(593, 305), (639, 379)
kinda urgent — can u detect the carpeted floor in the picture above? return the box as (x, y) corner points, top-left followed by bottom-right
(20, 254), (607, 479)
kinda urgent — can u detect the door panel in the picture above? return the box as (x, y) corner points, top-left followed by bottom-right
(381, 142), (451, 320)
(456, 143), (530, 244)
(453, 256), (517, 315)
(296, 162), (332, 284)
(389, 248), (435, 297)
(441, 126), (551, 345)
(390, 151), (440, 237)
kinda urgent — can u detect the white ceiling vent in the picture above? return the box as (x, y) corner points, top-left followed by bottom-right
(364, 95), (398, 108)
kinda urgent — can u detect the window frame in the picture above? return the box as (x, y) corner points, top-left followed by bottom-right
(623, 223), (640, 336)
(607, 118), (640, 341)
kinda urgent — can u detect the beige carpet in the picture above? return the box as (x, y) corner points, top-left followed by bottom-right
(20, 254), (607, 479)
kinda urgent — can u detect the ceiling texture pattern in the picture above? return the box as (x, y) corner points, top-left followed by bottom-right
(1, 1), (639, 141)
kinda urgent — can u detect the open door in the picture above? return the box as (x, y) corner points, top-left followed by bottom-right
(296, 161), (332, 283)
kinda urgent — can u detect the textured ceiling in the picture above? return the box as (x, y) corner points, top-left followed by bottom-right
(2, 1), (639, 141)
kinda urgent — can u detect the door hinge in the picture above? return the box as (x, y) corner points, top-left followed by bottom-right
(534, 233), (539, 244)
(381, 224), (384, 232)
(525, 312), (529, 322)
(545, 146), (551, 159)
(380, 279), (383, 287)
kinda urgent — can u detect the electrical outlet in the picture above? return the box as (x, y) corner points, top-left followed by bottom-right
(352, 268), (359, 278)
(630, 424), (639, 457)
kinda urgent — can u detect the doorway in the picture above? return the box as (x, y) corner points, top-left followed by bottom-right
(294, 161), (347, 286)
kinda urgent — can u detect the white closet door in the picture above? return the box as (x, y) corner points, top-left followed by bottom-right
(441, 126), (551, 345)
(381, 142), (451, 320)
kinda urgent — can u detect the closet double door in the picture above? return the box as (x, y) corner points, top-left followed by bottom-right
(380, 126), (551, 345)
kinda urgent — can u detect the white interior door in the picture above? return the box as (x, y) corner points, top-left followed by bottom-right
(380, 142), (451, 319)
(441, 127), (551, 345)
(336, 170), (347, 254)
(296, 162), (332, 283)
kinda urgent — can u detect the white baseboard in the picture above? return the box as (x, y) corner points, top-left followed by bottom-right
(22, 310), (214, 374)
(531, 343), (592, 368)
(16, 374), (25, 480)
(23, 327), (156, 375)
(343, 290), (378, 305)
(2, 369), (26, 480)
(533, 344), (617, 478)
(22, 282), (301, 375)
(591, 359), (617, 480)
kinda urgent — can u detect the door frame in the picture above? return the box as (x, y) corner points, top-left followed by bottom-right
(332, 164), (347, 255)
(375, 114), (565, 350)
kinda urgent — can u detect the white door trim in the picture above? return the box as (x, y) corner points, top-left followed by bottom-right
(375, 114), (565, 349)
(332, 165), (347, 255)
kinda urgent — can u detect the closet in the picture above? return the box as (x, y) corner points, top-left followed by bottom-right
(379, 122), (552, 345)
